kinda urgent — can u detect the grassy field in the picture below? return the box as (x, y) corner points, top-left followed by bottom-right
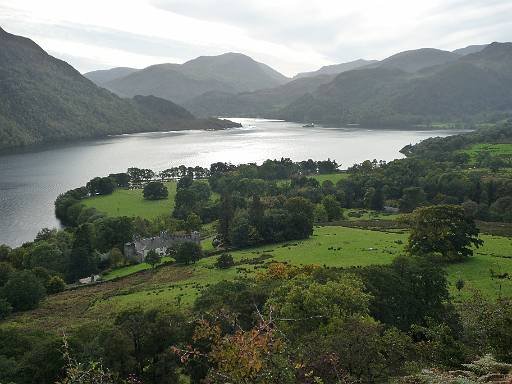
(6, 225), (510, 333)
(310, 172), (349, 184)
(82, 182), (177, 220)
(461, 143), (512, 164)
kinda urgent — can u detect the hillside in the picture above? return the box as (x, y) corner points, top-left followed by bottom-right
(84, 67), (140, 84)
(186, 45), (510, 121)
(277, 43), (512, 125)
(185, 73), (335, 117)
(293, 59), (377, 79)
(101, 52), (289, 104)
(453, 43), (488, 56)
(368, 47), (460, 72)
(0, 28), (238, 151)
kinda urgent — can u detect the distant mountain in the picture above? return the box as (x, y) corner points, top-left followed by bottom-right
(84, 67), (140, 85)
(293, 59), (377, 79)
(460, 42), (512, 77)
(186, 47), (487, 119)
(0, 28), (238, 151)
(452, 44), (488, 56)
(101, 53), (290, 104)
(370, 48), (460, 72)
(185, 74), (336, 117)
(277, 43), (512, 126)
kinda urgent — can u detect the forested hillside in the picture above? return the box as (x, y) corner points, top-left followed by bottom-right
(278, 43), (512, 125)
(0, 28), (237, 151)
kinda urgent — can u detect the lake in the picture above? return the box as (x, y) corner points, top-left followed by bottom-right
(0, 118), (465, 246)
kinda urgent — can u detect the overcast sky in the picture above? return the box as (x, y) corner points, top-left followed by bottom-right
(1, 0), (511, 76)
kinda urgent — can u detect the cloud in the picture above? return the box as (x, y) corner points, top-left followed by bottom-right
(0, 0), (511, 75)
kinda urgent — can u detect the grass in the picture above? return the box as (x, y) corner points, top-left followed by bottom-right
(460, 143), (512, 164)
(102, 257), (173, 280)
(446, 234), (512, 299)
(82, 182), (177, 220)
(344, 209), (402, 221)
(310, 172), (349, 184)
(3, 226), (511, 333)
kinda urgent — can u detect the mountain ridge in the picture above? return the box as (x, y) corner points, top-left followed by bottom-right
(0, 27), (239, 151)
(89, 52), (289, 104)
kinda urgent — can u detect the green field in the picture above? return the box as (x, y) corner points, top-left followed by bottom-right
(82, 182), (177, 219)
(5, 225), (511, 331)
(310, 172), (349, 184)
(461, 143), (512, 163)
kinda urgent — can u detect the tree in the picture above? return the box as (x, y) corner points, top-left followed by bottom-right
(24, 241), (67, 274)
(229, 210), (261, 247)
(267, 274), (371, 337)
(109, 247), (125, 267)
(174, 242), (202, 265)
(0, 262), (14, 286)
(314, 203), (328, 222)
(399, 186), (426, 213)
(284, 197), (314, 239)
(46, 276), (66, 294)
(86, 177), (116, 196)
(214, 254), (234, 269)
(143, 181), (168, 200)
(1, 270), (46, 311)
(0, 244), (11, 262)
(357, 255), (449, 330)
(94, 216), (134, 252)
(185, 213), (202, 232)
(68, 224), (97, 282)
(322, 195), (342, 221)
(0, 297), (12, 320)
(145, 249), (162, 269)
(108, 172), (130, 188)
(407, 205), (483, 262)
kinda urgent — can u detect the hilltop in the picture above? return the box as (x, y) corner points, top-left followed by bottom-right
(87, 52), (290, 104)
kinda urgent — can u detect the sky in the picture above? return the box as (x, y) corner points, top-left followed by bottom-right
(1, 0), (511, 77)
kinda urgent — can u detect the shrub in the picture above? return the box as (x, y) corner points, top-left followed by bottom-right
(46, 276), (66, 294)
(1, 270), (46, 311)
(0, 297), (12, 319)
(214, 254), (235, 269)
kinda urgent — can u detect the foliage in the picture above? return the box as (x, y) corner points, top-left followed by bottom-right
(1, 270), (46, 311)
(214, 253), (235, 269)
(0, 262), (14, 286)
(407, 205), (483, 262)
(322, 194), (342, 221)
(143, 182), (169, 201)
(0, 297), (12, 319)
(173, 242), (203, 265)
(46, 275), (66, 294)
(145, 250), (162, 269)
(86, 177), (116, 196)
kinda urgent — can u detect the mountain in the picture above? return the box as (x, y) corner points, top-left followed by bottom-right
(101, 53), (289, 104)
(370, 48), (460, 72)
(84, 67), (140, 85)
(293, 59), (378, 79)
(452, 44), (488, 56)
(0, 28), (239, 151)
(185, 47), (474, 119)
(185, 74), (336, 117)
(277, 43), (512, 126)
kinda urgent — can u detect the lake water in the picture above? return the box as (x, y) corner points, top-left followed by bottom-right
(0, 118), (464, 247)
